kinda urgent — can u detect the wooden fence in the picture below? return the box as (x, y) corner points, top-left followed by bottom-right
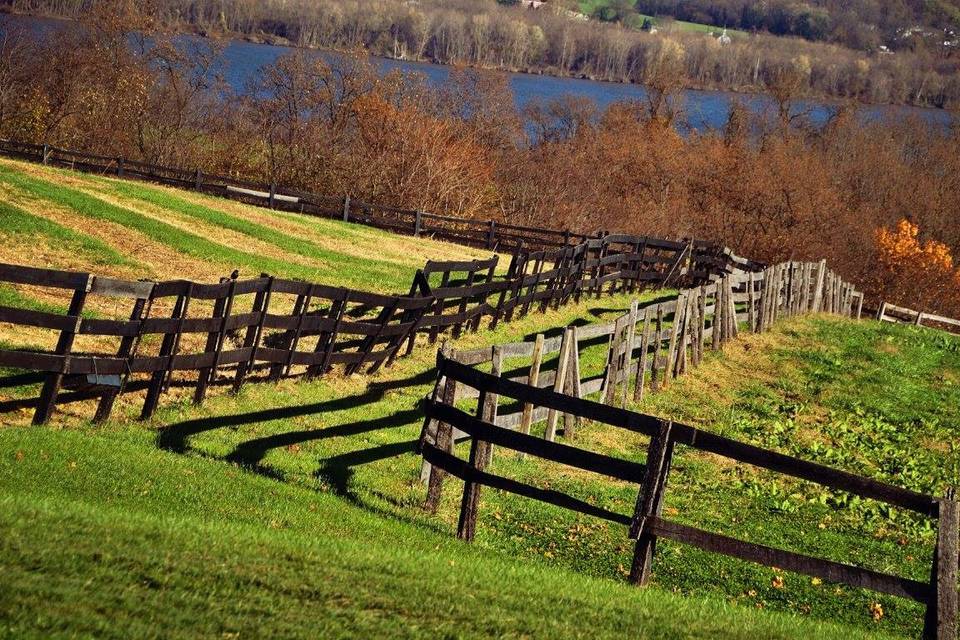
(420, 354), (956, 639)
(0, 263), (435, 425)
(415, 261), (960, 636)
(419, 259), (863, 484)
(876, 302), (960, 335)
(0, 232), (746, 425)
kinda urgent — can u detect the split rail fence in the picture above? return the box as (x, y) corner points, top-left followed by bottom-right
(417, 261), (957, 638)
(0, 234), (747, 425)
(876, 302), (960, 335)
(420, 258), (864, 485)
(420, 354), (957, 639)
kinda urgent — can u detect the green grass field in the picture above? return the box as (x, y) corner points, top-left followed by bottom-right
(0, 158), (496, 293)
(0, 161), (956, 638)
(579, 1), (747, 36)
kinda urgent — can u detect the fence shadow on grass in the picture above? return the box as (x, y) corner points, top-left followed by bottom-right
(156, 368), (436, 455)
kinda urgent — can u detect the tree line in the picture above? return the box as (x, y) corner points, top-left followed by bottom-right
(604, 0), (960, 53)
(0, 2), (958, 317)
(5, 0), (960, 108)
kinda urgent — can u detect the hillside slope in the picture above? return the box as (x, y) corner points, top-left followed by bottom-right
(0, 164), (956, 638)
(0, 158), (496, 294)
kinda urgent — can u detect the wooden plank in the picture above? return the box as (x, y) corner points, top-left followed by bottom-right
(663, 293), (685, 386)
(564, 326), (583, 439)
(425, 401), (646, 483)
(94, 296), (148, 423)
(233, 276), (273, 392)
(650, 305), (664, 392)
(32, 277), (91, 425)
(424, 372), (458, 512)
(634, 309), (652, 403)
(924, 490), (958, 639)
(457, 345), (501, 541)
(649, 517), (930, 601)
(629, 420), (673, 585)
(423, 444), (630, 527)
(545, 327), (573, 442)
(520, 333), (543, 448)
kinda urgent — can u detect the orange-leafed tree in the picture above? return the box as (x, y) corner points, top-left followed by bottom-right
(875, 219), (960, 316)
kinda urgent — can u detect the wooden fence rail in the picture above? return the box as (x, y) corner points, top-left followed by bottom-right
(0, 138), (757, 275)
(876, 302), (960, 335)
(0, 232), (744, 424)
(0, 263), (435, 424)
(420, 351), (956, 639)
(419, 259), (864, 484)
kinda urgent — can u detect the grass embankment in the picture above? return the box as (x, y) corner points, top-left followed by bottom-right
(0, 158), (496, 293)
(0, 159), (954, 637)
(578, 1), (746, 36)
(2, 292), (869, 639)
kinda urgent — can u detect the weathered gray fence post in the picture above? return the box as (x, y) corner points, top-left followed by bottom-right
(342, 195), (351, 222)
(545, 327), (573, 442)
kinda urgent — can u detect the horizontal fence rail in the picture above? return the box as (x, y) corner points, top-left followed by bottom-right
(0, 263), (435, 424)
(876, 301), (960, 335)
(0, 233), (750, 424)
(0, 138), (757, 273)
(418, 259), (864, 484)
(419, 350), (957, 639)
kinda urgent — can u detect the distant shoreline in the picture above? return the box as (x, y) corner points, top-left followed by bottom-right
(1, 8), (950, 112)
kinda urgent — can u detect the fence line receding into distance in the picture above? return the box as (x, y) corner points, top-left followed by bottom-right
(418, 261), (955, 639)
(0, 232), (753, 425)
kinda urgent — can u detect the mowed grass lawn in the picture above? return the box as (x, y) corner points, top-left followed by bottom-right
(0, 158), (498, 293)
(1, 293), (882, 639)
(0, 161), (954, 638)
(1, 294), (954, 638)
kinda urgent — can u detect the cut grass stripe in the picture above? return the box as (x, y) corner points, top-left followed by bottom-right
(0, 199), (137, 269)
(0, 166), (332, 286)
(104, 180), (416, 290)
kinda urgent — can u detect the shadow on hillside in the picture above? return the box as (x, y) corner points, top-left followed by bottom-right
(156, 368), (436, 455)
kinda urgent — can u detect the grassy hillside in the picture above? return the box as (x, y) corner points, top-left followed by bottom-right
(0, 158), (496, 293)
(1, 294), (897, 639)
(0, 162), (956, 638)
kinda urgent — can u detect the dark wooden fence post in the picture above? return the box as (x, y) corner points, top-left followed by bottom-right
(141, 284), (192, 420)
(32, 274), (92, 425)
(194, 169), (202, 190)
(116, 157), (124, 177)
(924, 488), (958, 640)
(425, 365), (458, 513)
(268, 182), (277, 209)
(487, 220), (497, 250)
(629, 419), (674, 585)
(234, 276), (273, 393)
(94, 292), (151, 423)
(414, 210), (423, 237)
(457, 346), (501, 541)
(342, 195), (351, 222)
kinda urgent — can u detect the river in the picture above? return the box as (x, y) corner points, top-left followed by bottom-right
(3, 13), (953, 132)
